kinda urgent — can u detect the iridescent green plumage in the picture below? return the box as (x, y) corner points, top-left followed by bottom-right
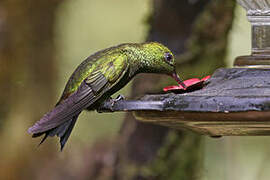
(28, 42), (184, 150)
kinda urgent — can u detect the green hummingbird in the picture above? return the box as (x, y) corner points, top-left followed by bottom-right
(28, 42), (186, 150)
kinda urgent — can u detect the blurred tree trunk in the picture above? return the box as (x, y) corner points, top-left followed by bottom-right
(0, 0), (61, 179)
(83, 1), (236, 180)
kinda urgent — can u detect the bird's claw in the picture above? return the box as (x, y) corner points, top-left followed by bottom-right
(96, 95), (125, 113)
(114, 94), (125, 102)
(108, 95), (125, 111)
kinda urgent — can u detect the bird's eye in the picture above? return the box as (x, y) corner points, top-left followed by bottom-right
(164, 53), (173, 62)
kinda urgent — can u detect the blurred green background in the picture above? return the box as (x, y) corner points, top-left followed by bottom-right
(2, 0), (270, 179)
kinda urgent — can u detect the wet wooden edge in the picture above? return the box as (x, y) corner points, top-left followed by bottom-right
(98, 68), (270, 136)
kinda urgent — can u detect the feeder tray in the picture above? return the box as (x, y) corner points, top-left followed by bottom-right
(99, 68), (270, 137)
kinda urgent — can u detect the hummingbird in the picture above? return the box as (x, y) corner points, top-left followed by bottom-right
(28, 42), (186, 150)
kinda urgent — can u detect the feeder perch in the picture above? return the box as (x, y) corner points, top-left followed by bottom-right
(99, 0), (270, 137)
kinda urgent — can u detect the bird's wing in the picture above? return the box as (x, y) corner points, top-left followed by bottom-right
(28, 55), (129, 134)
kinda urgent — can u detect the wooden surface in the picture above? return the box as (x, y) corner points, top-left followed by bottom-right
(99, 68), (270, 136)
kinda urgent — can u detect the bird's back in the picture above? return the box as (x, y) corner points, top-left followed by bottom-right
(58, 44), (131, 103)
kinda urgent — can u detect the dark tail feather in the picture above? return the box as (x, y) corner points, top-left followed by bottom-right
(29, 81), (96, 150)
(32, 114), (79, 151)
(60, 116), (77, 151)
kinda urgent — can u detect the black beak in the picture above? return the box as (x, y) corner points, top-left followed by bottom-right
(171, 72), (186, 89)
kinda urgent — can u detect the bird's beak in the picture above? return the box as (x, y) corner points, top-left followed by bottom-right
(171, 71), (187, 89)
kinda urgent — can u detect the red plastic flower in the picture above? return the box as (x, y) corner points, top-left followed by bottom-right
(163, 75), (211, 93)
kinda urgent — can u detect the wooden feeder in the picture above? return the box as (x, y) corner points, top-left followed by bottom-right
(99, 0), (270, 137)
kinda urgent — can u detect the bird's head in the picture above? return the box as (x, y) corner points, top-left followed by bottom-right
(135, 42), (186, 88)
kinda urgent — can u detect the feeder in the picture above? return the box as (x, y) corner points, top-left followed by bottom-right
(99, 0), (270, 137)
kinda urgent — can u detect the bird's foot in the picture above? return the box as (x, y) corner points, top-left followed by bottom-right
(107, 94), (125, 111)
(113, 94), (125, 102)
(96, 95), (125, 113)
